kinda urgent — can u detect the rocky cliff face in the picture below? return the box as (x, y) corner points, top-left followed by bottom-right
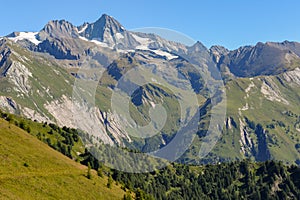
(209, 45), (229, 63)
(36, 20), (86, 60)
(79, 14), (139, 49)
(0, 39), (12, 77)
(219, 42), (300, 77)
(38, 20), (79, 40)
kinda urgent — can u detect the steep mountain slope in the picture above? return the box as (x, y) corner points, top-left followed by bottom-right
(224, 68), (300, 163)
(0, 118), (126, 200)
(218, 41), (300, 77)
(1, 13), (300, 165)
(184, 67), (300, 165)
(79, 14), (139, 49)
(0, 38), (74, 122)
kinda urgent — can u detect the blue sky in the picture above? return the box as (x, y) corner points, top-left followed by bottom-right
(1, 0), (300, 49)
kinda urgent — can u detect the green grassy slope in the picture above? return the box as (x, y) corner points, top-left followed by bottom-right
(224, 75), (300, 163)
(0, 118), (126, 200)
(0, 41), (75, 122)
(180, 70), (300, 165)
(196, 73), (300, 164)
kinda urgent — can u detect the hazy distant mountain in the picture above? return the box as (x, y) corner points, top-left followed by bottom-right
(218, 41), (300, 77)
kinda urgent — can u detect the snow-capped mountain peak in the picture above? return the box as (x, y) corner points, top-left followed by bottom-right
(78, 14), (132, 47)
(7, 32), (41, 45)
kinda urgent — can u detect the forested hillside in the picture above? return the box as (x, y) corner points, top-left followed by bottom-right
(0, 112), (130, 200)
(1, 111), (299, 200)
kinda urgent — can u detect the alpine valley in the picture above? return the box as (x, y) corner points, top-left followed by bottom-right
(1, 13), (300, 167)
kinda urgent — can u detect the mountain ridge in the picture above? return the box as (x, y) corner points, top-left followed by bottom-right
(5, 13), (300, 79)
(0, 13), (300, 165)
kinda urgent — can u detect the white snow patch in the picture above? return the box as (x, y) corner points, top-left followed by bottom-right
(78, 36), (88, 41)
(116, 49), (135, 53)
(152, 50), (178, 60)
(78, 24), (88, 34)
(115, 33), (124, 40)
(135, 45), (149, 50)
(90, 39), (109, 48)
(132, 34), (151, 50)
(8, 32), (41, 45)
(79, 36), (110, 48)
(132, 34), (150, 44)
(96, 41), (109, 48)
